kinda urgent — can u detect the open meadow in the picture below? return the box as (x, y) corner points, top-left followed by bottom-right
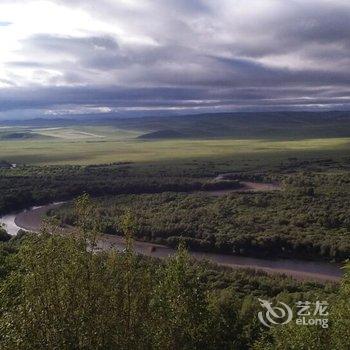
(1, 124), (350, 166)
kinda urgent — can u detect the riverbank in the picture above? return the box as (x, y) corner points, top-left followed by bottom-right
(97, 234), (342, 282)
(0, 202), (64, 235)
(1, 202), (342, 283)
(14, 203), (64, 232)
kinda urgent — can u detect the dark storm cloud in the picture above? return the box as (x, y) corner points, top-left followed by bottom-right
(234, 4), (350, 53)
(2, 0), (350, 118)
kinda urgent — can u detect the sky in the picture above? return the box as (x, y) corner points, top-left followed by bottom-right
(1, 0), (350, 119)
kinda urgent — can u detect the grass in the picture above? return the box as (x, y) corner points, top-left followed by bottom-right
(0, 125), (349, 165)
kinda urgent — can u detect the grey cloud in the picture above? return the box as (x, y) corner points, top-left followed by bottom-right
(28, 34), (119, 52)
(3, 0), (350, 117)
(22, 34), (125, 70)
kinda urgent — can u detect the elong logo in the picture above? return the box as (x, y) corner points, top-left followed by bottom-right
(258, 299), (329, 328)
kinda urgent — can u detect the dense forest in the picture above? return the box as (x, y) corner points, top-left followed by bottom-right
(0, 163), (241, 215)
(1, 157), (350, 262)
(0, 199), (348, 349)
(52, 170), (350, 261)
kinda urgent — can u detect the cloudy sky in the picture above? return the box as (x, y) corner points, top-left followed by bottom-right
(1, 0), (350, 119)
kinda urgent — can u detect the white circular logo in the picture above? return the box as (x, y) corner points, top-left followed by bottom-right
(258, 298), (293, 327)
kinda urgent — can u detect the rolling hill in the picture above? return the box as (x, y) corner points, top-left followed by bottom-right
(3, 111), (350, 140)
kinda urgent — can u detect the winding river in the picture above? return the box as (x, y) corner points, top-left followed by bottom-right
(0, 202), (343, 283)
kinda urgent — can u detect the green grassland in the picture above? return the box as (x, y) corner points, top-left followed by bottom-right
(1, 112), (350, 166)
(0, 125), (349, 165)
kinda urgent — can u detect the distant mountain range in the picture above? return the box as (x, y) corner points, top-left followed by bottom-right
(2, 111), (350, 140)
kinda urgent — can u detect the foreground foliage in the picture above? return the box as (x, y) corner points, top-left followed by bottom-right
(0, 196), (347, 349)
(0, 234), (245, 349)
(0, 235), (348, 349)
(0, 232), (347, 349)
